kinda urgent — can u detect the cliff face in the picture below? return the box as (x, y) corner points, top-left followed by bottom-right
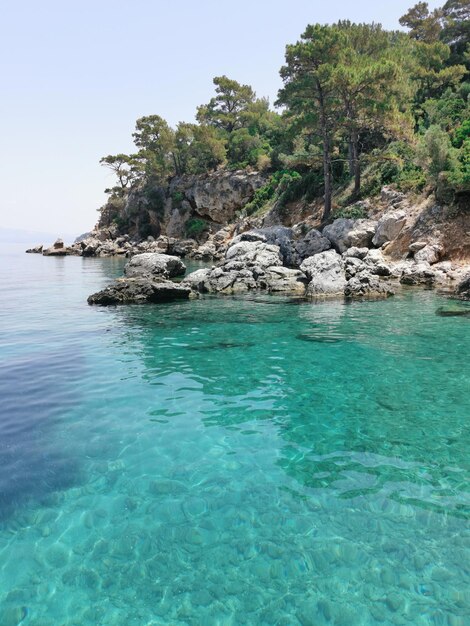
(98, 170), (266, 241)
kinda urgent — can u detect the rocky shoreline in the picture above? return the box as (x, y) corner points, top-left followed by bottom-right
(27, 184), (470, 305)
(85, 225), (470, 306)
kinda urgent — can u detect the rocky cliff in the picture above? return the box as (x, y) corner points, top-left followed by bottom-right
(98, 170), (266, 242)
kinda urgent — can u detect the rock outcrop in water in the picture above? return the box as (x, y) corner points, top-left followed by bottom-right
(183, 239), (307, 294)
(87, 278), (192, 305)
(43, 238), (67, 256)
(88, 252), (192, 305)
(124, 253), (186, 279)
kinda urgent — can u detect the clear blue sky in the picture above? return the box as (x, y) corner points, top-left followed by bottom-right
(0, 0), (442, 236)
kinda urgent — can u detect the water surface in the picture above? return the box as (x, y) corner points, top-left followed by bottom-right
(0, 245), (469, 625)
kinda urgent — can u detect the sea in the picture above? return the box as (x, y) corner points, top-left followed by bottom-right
(0, 243), (469, 625)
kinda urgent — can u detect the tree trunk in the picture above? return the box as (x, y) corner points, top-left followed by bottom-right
(351, 135), (361, 198)
(322, 133), (332, 222)
(348, 141), (354, 176)
(318, 82), (332, 222)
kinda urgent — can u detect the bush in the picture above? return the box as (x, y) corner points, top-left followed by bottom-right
(171, 191), (185, 207)
(334, 204), (369, 219)
(185, 218), (208, 238)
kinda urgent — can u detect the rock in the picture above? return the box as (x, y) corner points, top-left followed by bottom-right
(170, 170), (266, 224)
(183, 239), (306, 295)
(25, 244), (43, 253)
(400, 263), (436, 286)
(225, 241), (282, 269)
(301, 250), (347, 296)
(169, 239), (197, 257)
(182, 268), (213, 293)
(264, 266), (307, 293)
(87, 278), (192, 305)
(294, 229), (331, 262)
(232, 226), (298, 265)
(192, 242), (217, 261)
(80, 237), (102, 257)
(124, 253), (186, 279)
(345, 273), (394, 299)
(322, 219), (354, 253)
(414, 243), (443, 265)
(323, 218), (377, 253)
(343, 246), (369, 260)
(456, 274), (470, 300)
(348, 220), (378, 249)
(372, 210), (407, 247)
(233, 231), (267, 244)
(43, 240), (67, 256)
(253, 226), (296, 266)
(363, 249), (392, 276)
(409, 241), (427, 253)
(381, 186), (407, 207)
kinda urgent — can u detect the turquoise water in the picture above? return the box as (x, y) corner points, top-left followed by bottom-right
(0, 244), (469, 626)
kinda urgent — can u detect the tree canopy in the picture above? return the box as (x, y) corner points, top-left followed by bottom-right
(100, 0), (470, 221)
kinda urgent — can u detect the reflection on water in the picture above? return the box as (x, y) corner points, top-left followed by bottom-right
(0, 246), (468, 625)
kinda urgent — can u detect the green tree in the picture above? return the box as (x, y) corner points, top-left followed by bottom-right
(99, 153), (143, 192)
(333, 22), (414, 196)
(441, 0), (470, 66)
(132, 115), (176, 181)
(399, 2), (443, 42)
(196, 76), (256, 133)
(277, 24), (344, 220)
(174, 123), (226, 174)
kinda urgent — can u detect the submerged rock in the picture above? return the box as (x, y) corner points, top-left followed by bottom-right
(124, 253), (186, 279)
(436, 306), (470, 317)
(87, 278), (192, 305)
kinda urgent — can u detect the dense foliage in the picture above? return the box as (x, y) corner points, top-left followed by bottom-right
(101, 1), (469, 223)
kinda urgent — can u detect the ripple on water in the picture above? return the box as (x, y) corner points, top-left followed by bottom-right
(0, 252), (469, 624)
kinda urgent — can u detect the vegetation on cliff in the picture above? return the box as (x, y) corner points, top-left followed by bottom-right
(99, 0), (469, 232)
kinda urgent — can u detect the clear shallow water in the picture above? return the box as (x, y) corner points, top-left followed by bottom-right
(0, 245), (469, 626)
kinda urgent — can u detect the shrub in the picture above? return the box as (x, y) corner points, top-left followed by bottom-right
(185, 218), (208, 238)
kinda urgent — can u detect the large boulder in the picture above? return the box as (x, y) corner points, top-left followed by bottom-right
(301, 250), (347, 296)
(294, 228), (331, 262)
(345, 273), (394, 299)
(264, 267), (308, 293)
(225, 241), (282, 269)
(372, 210), (407, 247)
(363, 249), (392, 276)
(400, 263), (436, 286)
(254, 226), (296, 266)
(80, 237), (102, 257)
(87, 278), (192, 305)
(124, 253), (186, 279)
(414, 243), (443, 265)
(323, 218), (377, 253)
(456, 274), (470, 300)
(43, 238), (67, 256)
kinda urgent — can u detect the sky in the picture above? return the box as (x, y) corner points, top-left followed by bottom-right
(0, 0), (442, 236)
